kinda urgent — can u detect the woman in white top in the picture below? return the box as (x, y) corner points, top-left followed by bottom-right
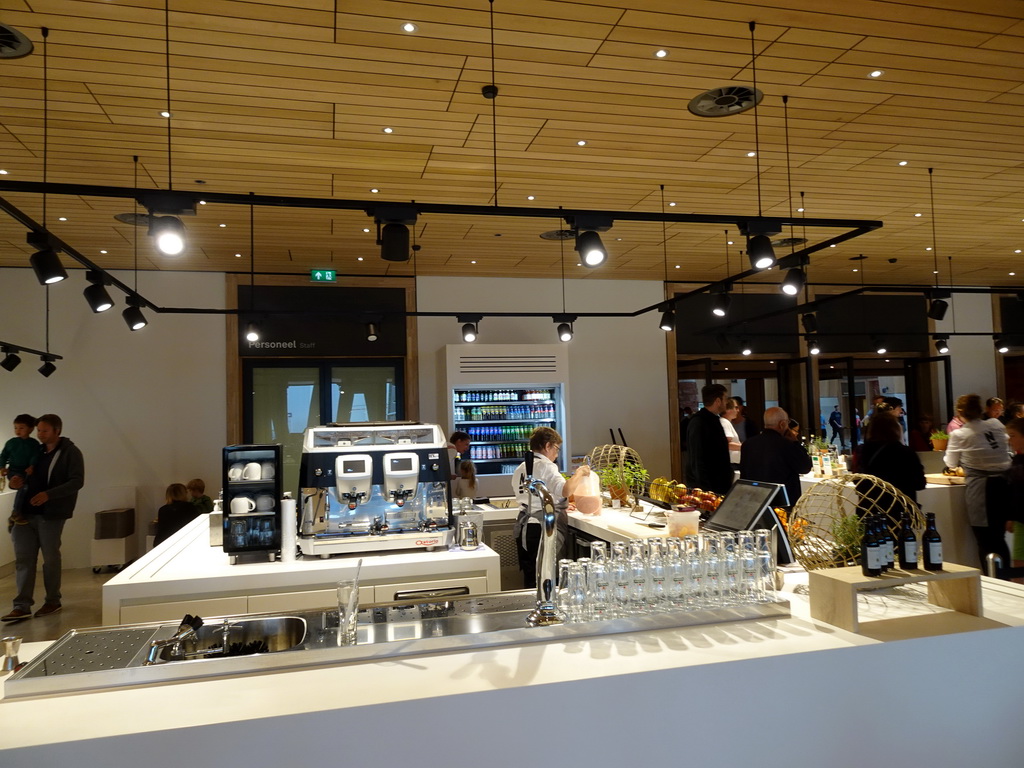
(721, 397), (743, 467)
(511, 427), (590, 589)
(944, 393), (1012, 567)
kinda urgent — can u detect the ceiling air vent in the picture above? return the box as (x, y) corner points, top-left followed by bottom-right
(0, 24), (33, 59)
(539, 229), (574, 240)
(688, 86), (763, 118)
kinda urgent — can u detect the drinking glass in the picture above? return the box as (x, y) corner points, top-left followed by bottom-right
(738, 530), (759, 603)
(646, 537), (668, 611)
(589, 555), (611, 620)
(755, 529), (776, 602)
(336, 579), (360, 646)
(556, 559), (573, 616)
(701, 532), (722, 608)
(590, 540), (608, 565)
(568, 561), (588, 622)
(665, 537), (686, 608)
(610, 542), (630, 618)
(682, 534), (703, 609)
(718, 532), (739, 605)
(626, 539), (649, 614)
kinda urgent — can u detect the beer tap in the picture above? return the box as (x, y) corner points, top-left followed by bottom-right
(522, 450), (564, 627)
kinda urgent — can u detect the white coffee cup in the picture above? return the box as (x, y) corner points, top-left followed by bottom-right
(230, 496), (256, 515)
(260, 462), (275, 479)
(255, 494), (275, 511)
(228, 463), (244, 481)
(242, 462), (262, 481)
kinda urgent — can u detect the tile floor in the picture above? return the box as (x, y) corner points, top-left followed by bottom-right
(0, 567), (113, 642)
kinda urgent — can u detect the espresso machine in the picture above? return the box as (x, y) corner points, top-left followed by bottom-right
(298, 422), (453, 557)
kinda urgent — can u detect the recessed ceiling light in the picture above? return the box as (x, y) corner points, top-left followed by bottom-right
(402, 22), (417, 33)
(362, 228), (370, 233)
(830, 244), (836, 248)
(615, 237), (622, 241)
(199, 200), (206, 205)
(1010, 272), (1016, 276)
(382, 127), (393, 134)
(58, 217), (67, 221)
(219, 223), (227, 227)
(576, 262), (581, 267)
(797, 207), (804, 212)
(914, 213), (922, 217)
(370, 188), (379, 193)
(100, 249), (107, 254)
(527, 195), (535, 200)
(159, 110), (172, 118)
(830, 365), (834, 369)
(1016, 249), (1022, 254)
(357, 257), (363, 261)
(470, 260), (477, 264)
(235, 253), (242, 258)
(655, 49), (668, 58)
(746, 151), (756, 157)
(852, 268), (859, 272)
(577, 140), (587, 146)
(675, 265), (681, 269)
(898, 160), (908, 166)
(0, 170), (8, 175)
(933, 270), (939, 274)
(669, 202), (676, 207)
(727, 240), (734, 245)
(869, 70), (884, 78)
(925, 246), (932, 251)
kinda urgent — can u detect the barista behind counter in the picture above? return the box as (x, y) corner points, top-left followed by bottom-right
(511, 427), (591, 588)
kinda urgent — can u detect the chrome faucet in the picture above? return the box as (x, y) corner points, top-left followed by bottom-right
(143, 614), (204, 665)
(521, 452), (564, 627)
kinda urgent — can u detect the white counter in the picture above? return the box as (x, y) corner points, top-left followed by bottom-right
(102, 516), (501, 624)
(7, 574), (1024, 766)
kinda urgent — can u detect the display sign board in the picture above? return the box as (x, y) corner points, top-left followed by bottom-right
(309, 269), (337, 282)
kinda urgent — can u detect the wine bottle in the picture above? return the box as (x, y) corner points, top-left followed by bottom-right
(922, 511), (943, 571)
(880, 517), (895, 571)
(898, 510), (918, 569)
(861, 514), (882, 577)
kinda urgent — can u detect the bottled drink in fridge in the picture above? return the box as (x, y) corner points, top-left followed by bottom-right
(922, 511), (943, 571)
(898, 510), (918, 569)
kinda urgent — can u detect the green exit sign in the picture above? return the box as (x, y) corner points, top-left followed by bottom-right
(310, 269), (337, 283)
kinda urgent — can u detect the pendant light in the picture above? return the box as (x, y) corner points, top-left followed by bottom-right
(244, 192), (260, 342)
(1, 347), (22, 371)
(83, 271), (114, 313)
(123, 155), (148, 331)
(780, 267), (806, 296)
(744, 21), (775, 271)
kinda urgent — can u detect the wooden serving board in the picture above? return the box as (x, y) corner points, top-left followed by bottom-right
(925, 472), (965, 485)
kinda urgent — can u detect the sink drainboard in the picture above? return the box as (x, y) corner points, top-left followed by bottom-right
(18, 628), (156, 677)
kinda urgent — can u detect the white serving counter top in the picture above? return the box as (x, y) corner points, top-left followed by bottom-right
(7, 572), (1024, 766)
(102, 516), (501, 624)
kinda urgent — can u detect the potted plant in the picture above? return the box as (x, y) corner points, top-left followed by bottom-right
(930, 429), (949, 452)
(596, 462), (650, 506)
(830, 513), (865, 567)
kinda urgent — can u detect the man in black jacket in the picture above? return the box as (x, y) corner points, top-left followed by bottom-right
(685, 384), (733, 495)
(3, 413), (85, 621)
(740, 407), (813, 508)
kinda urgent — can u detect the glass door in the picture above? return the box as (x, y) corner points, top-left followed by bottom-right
(245, 360), (404, 496)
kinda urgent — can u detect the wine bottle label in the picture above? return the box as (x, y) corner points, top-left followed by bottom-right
(904, 541), (917, 563)
(867, 545), (882, 570)
(928, 542), (942, 563)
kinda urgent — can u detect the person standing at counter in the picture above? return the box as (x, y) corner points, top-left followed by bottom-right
(721, 398), (743, 469)
(447, 430), (471, 473)
(739, 407), (812, 508)
(852, 410), (925, 510)
(511, 427), (590, 589)
(944, 394), (1012, 569)
(2, 414), (84, 622)
(686, 384), (733, 495)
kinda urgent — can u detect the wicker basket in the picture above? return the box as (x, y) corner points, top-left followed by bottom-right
(788, 473), (925, 571)
(585, 444), (645, 506)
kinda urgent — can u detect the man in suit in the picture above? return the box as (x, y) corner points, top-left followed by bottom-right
(685, 384), (733, 495)
(740, 406), (813, 508)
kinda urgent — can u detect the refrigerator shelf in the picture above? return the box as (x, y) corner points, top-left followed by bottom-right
(455, 418), (555, 425)
(452, 399), (555, 406)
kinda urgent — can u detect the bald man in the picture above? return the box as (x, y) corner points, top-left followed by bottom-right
(739, 407), (813, 507)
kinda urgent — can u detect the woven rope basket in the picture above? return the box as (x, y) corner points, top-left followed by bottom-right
(586, 444), (645, 505)
(788, 473), (925, 571)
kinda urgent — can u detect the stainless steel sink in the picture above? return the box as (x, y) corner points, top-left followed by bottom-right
(157, 616), (307, 662)
(5, 590), (789, 698)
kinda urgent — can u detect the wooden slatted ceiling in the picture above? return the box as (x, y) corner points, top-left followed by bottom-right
(0, 0), (1022, 288)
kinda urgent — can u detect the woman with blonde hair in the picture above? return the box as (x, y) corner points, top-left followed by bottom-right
(452, 460), (477, 500)
(154, 483), (201, 546)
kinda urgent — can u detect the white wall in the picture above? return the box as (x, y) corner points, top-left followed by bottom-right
(937, 292), (998, 400)
(0, 268), (227, 568)
(416, 276), (672, 478)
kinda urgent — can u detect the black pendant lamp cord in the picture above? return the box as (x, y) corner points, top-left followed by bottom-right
(749, 21), (762, 216)
(132, 155), (139, 293)
(41, 27), (49, 229)
(783, 95), (794, 246)
(723, 229), (730, 278)
(165, 0), (172, 190)
(249, 192), (255, 313)
(660, 184), (668, 284)
(489, 0), (498, 206)
(558, 208), (566, 314)
(928, 167), (939, 289)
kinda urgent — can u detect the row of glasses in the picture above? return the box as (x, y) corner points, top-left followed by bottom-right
(556, 531), (777, 623)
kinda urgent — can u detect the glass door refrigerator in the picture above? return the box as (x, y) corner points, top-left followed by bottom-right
(445, 344), (569, 499)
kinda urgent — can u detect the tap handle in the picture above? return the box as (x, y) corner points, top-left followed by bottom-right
(524, 450), (534, 478)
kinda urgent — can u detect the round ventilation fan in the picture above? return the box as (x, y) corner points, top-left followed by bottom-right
(688, 86), (763, 118)
(0, 23), (33, 59)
